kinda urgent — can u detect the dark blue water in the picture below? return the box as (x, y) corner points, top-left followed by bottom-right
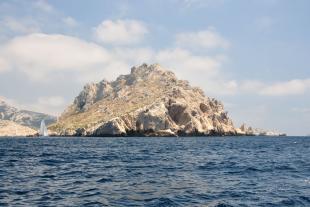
(0, 136), (309, 206)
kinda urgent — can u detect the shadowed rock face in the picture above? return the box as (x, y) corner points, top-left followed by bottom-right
(0, 100), (56, 129)
(52, 63), (238, 136)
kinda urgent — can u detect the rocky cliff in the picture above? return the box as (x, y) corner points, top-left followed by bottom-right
(0, 99), (56, 129)
(0, 120), (37, 137)
(50, 63), (245, 136)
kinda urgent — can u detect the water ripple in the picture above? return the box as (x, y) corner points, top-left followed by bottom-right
(0, 136), (309, 206)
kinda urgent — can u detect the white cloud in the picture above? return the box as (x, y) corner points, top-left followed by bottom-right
(177, 0), (224, 9)
(0, 16), (41, 34)
(259, 79), (310, 96)
(155, 48), (222, 73)
(0, 57), (9, 72)
(31, 96), (67, 115)
(217, 79), (310, 96)
(0, 32), (230, 91)
(239, 80), (265, 92)
(112, 47), (154, 66)
(153, 48), (229, 96)
(1, 32), (307, 98)
(37, 96), (65, 107)
(93, 19), (148, 45)
(1, 33), (111, 80)
(63, 16), (78, 27)
(0, 95), (66, 116)
(33, 0), (54, 13)
(175, 27), (230, 49)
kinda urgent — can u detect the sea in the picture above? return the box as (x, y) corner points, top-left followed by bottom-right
(0, 136), (309, 207)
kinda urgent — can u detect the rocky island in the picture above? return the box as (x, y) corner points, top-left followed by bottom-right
(50, 63), (255, 137)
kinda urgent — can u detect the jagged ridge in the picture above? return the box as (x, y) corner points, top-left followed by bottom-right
(51, 63), (241, 136)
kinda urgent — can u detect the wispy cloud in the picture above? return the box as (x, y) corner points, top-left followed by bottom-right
(0, 0), (82, 42)
(0, 57), (9, 72)
(259, 79), (310, 96)
(176, 0), (224, 9)
(62, 16), (78, 28)
(33, 0), (54, 13)
(155, 48), (222, 74)
(0, 16), (41, 34)
(93, 19), (148, 45)
(218, 79), (310, 96)
(175, 27), (230, 50)
(0, 95), (66, 115)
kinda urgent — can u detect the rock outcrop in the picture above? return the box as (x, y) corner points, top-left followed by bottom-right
(50, 64), (242, 136)
(237, 123), (286, 136)
(0, 120), (37, 137)
(236, 124), (254, 135)
(0, 99), (56, 129)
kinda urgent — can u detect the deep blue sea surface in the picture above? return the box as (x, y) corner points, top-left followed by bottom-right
(0, 136), (309, 207)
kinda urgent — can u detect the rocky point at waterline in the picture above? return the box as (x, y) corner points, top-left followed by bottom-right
(50, 63), (258, 137)
(0, 120), (37, 137)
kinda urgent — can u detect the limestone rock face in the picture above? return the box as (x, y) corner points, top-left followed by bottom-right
(73, 80), (112, 112)
(236, 123), (254, 135)
(236, 124), (286, 136)
(0, 120), (37, 137)
(0, 99), (56, 129)
(52, 63), (239, 136)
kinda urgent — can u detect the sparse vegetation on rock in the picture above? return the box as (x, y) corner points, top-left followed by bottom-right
(51, 63), (241, 136)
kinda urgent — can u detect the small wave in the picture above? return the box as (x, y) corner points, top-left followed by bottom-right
(298, 196), (310, 204)
(148, 197), (179, 207)
(304, 179), (310, 184)
(1, 137), (309, 206)
(14, 190), (29, 195)
(59, 170), (83, 176)
(206, 201), (235, 207)
(277, 198), (304, 206)
(39, 159), (64, 166)
(245, 166), (266, 172)
(83, 201), (107, 206)
(275, 165), (297, 171)
(97, 177), (113, 183)
(79, 191), (101, 198)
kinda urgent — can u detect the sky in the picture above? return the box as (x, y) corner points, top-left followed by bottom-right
(0, 0), (309, 135)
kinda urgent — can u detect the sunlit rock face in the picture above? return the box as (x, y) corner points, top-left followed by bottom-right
(0, 120), (37, 137)
(52, 63), (239, 136)
(0, 99), (56, 129)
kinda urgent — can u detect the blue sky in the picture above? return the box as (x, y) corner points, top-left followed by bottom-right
(0, 0), (309, 135)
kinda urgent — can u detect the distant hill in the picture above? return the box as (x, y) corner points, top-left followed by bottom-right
(0, 99), (56, 129)
(0, 120), (37, 137)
